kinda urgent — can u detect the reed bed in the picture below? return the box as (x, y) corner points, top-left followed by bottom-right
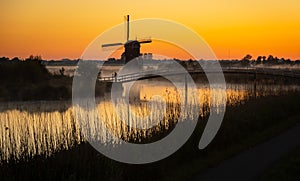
(1, 82), (298, 163)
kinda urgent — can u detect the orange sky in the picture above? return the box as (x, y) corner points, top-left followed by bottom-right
(1, 0), (300, 60)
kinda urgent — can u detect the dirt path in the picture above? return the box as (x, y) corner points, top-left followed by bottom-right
(195, 123), (300, 181)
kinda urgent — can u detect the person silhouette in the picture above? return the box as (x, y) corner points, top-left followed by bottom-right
(114, 72), (117, 82)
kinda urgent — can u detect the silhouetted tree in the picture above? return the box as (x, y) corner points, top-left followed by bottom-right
(241, 54), (252, 66)
(0, 56), (73, 101)
(0, 57), (9, 62)
(11, 57), (20, 62)
(0, 55), (49, 83)
(267, 55), (274, 62)
(256, 56), (262, 63)
(26, 55), (42, 61)
(242, 54), (252, 61)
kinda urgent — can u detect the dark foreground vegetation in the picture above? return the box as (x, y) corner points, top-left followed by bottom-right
(0, 55), (299, 180)
(0, 56), (109, 101)
(0, 93), (299, 181)
(0, 56), (71, 101)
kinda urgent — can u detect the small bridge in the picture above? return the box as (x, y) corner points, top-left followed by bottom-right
(99, 67), (300, 83)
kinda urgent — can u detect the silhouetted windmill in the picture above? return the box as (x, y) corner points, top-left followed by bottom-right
(102, 15), (152, 63)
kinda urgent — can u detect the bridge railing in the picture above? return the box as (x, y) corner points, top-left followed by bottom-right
(98, 66), (300, 82)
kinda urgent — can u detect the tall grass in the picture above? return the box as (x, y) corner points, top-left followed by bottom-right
(0, 81), (298, 163)
(0, 103), (82, 162)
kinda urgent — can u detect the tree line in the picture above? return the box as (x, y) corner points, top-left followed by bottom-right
(241, 54), (299, 64)
(0, 56), (70, 101)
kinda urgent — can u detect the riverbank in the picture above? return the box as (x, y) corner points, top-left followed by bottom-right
(0, 93), (299, 180)
(170, 93), (300, 181)
(0, 58), (114, 101)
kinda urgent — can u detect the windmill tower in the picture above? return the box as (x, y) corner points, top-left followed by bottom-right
(102, 15), (152, 63)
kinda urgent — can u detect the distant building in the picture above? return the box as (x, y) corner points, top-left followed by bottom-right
(143, 53), (153, 60)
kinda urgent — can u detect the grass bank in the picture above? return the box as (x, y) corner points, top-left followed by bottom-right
(0, 93), (299, 180)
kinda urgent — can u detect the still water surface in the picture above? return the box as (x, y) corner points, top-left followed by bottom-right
(0, 78), (299, 162)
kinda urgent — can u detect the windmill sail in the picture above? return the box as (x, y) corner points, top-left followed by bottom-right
(138, 38), (152, 44)
(101, 43), (123, 48)
(126, 15), (130, 42)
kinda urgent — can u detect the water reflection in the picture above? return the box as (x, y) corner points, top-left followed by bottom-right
(0, 79), (299, 162)
(0, 105), (81, 162)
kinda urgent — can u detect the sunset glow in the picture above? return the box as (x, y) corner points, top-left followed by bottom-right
(1, 0), (299, 60)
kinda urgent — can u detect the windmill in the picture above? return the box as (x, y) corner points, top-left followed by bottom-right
(101, 15), (152, 63)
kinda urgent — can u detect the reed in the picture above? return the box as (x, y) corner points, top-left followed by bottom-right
(0, 82), (297, 163)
